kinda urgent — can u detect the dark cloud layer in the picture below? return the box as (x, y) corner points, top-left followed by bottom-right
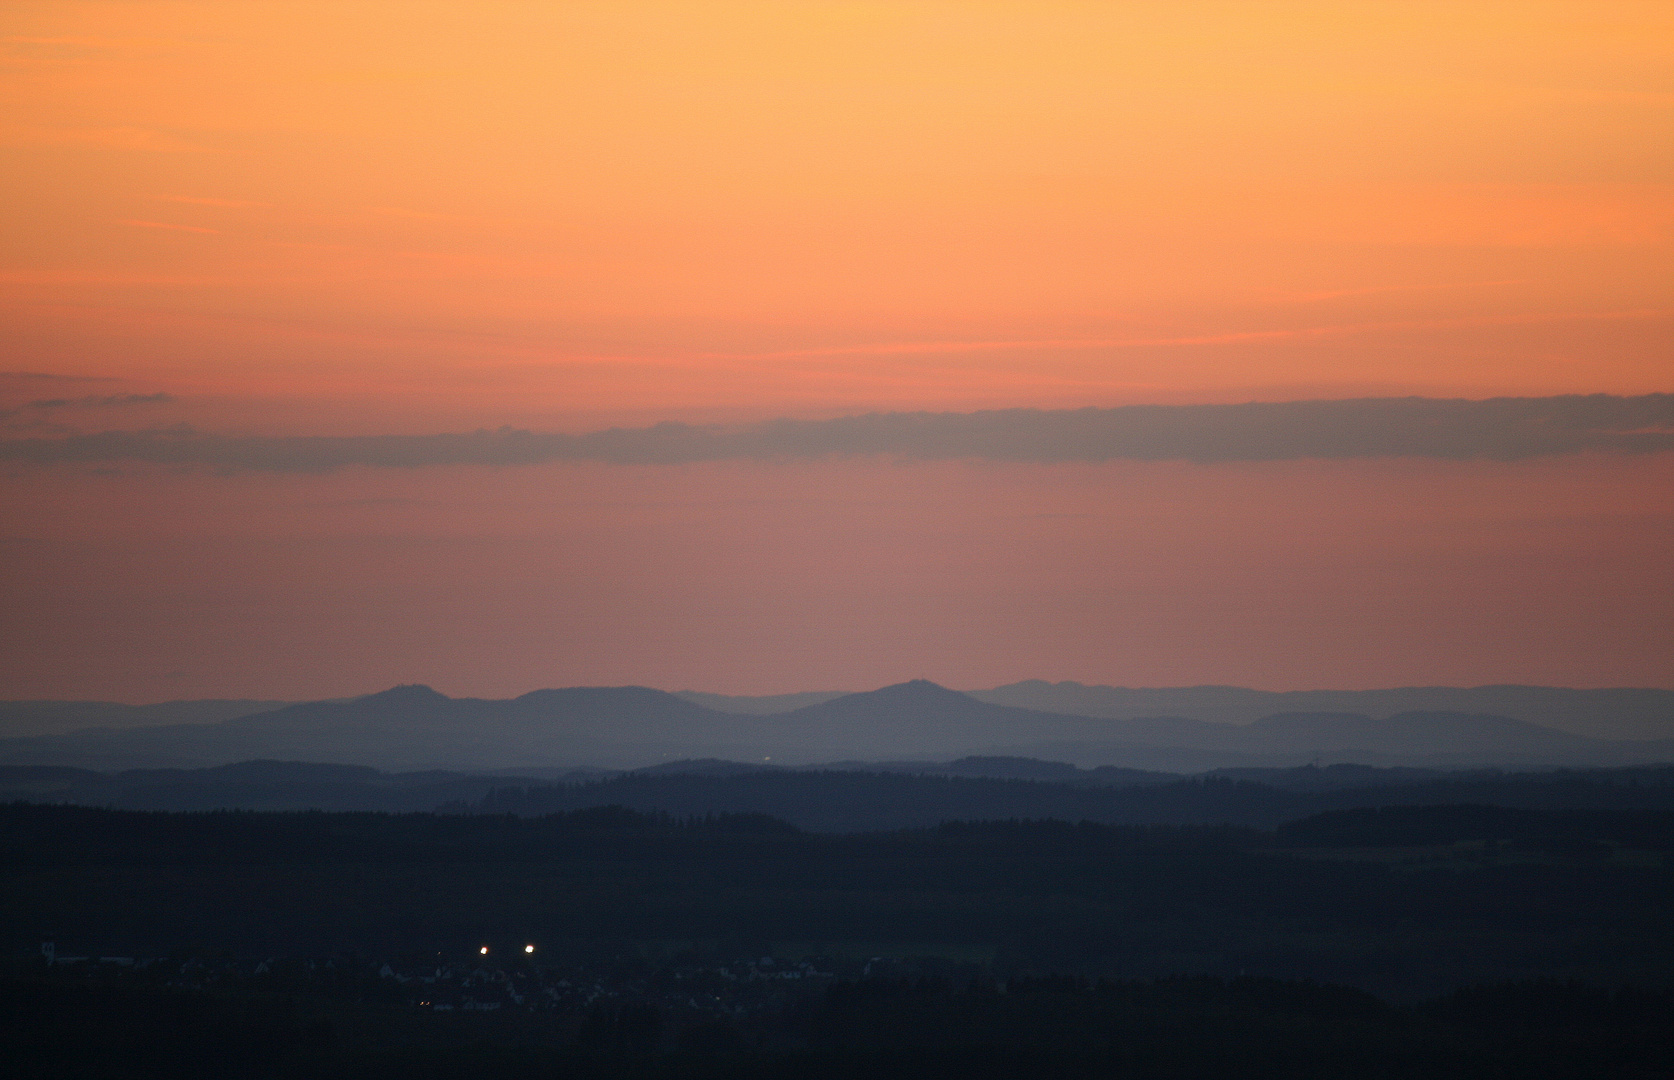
(19, 392), (176, 411)
(0, 395), (1669, 472)
(0, 392), (176, 418)
(0, 371), (119, 383)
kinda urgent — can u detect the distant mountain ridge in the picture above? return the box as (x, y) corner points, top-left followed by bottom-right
(674, 690), (849, 714)
(7, 682), (1667, 740)
(0, 699), (291, 738)
(967, 682), (1674, 741)
(0, 679), (1669, 773)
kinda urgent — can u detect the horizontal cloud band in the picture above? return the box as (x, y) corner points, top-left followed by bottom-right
(1, 395), (1670, 472)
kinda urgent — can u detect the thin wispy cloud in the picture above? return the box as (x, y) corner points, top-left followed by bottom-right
(0, 393), (175, 426)
(153, 195), (271, 209)
(24, 393), (176, 411)
(367, 205), (467, 221)
(0, 124), (211, 153)
(1280, 279), (1529, 303)
(0, 36), (212, 48)
(0, 371), (119, 383)
(711, 310), (1665, 362)
(0, 395), (1667, 473)
(119, 219), (220, 234)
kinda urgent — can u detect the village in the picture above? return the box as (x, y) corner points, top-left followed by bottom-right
(26, 940), (868, 1023)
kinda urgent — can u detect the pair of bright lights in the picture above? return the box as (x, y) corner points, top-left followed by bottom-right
(477, 945), (535, 954)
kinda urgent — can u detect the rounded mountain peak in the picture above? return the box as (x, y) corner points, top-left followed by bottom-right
(358, 684), (449, 704)
(871, 679), (964, 698)
(811, 680), (979, 711)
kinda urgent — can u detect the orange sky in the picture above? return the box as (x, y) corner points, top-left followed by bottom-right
(1, 3), (1670, 698)
(3, 1), (1669, 425)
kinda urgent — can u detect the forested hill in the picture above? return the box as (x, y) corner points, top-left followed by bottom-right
(5, 760), (1673, 828)
(4, 802), (1670, 1001)
(469, 766), (1674, 831)
(3, 756), (1674, 827)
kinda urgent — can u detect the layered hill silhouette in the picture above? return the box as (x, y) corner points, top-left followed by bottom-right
(0, 698), (290, 738)
(966, 681), (1674, 741)
(683, 683), (1674, 741)
(3, 756), (1671, 829)
(1, 680), (1670, 772)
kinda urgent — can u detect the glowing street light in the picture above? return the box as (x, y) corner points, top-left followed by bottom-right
(524, 944), (535, 954)
(479, 946), (489, 955)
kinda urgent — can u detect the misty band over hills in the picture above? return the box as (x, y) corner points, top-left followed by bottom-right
(4, 679), (1670, 775)
(5, 679), (1673, 834)
(3, 394), (1669, 472)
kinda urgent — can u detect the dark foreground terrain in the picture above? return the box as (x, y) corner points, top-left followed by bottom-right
(3, 802), (1670, 1078)
(7, 964), (1672, 1080)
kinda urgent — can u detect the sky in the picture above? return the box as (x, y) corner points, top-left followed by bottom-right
(1, 1), (1670, 701)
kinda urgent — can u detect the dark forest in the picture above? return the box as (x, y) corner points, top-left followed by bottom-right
(4, 797), (1670, 1078)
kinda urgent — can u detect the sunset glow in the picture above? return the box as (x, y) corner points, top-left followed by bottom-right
(2, 2), (1669, 698)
